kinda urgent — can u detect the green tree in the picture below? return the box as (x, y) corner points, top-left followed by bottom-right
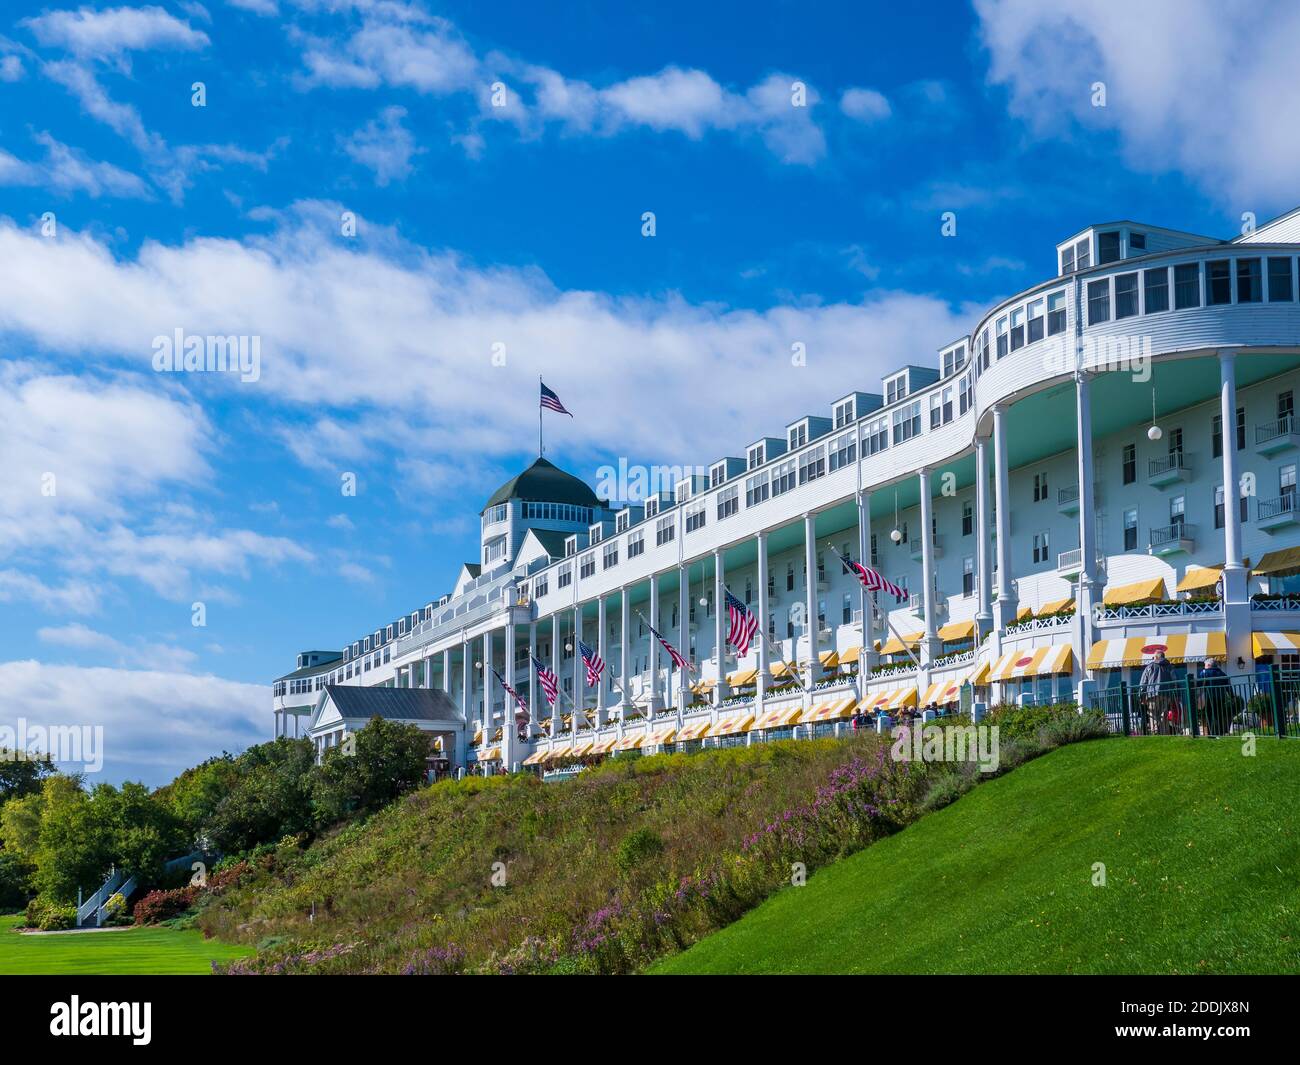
(0, 750), (54, 804)
(311, 717), (431, 824)
(203, 738), (317, 854)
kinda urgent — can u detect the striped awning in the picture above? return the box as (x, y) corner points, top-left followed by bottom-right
(727, 668), (758, 686)
(1254, 547), (1300, 577)
(1087, 632), (1225, 670)
(1103, 577), (1168, 606)
(480, 747), (501, 762)
(879, 632), (923, 655)
(648, 724), (677, 746)
(937, 619), (976, 642)
(616, 730), (648, 751)
(1016, 605), (1033, 622)
(1252, 631), (1300, 656)
(920, 676), (966, 706)
(1175, 566), (1221, 593)
(472, 729), (483, 745)
(868, 687), (918, 711)
(839, 646), (862, 664)
(570, 740), (594, 757)
(1037, 597), (1075, 616)
(770, 660), (799, 678)
(590, 736), (618, 755)
(706, 712), (755, 737)
(522, 748), (547, 766)
(986, 643), (1074, 681)
(751, 704), (803, 730)
(803, 695), (857, 722)
(819, 650), (840, 668)
(676, 718), (712, 741)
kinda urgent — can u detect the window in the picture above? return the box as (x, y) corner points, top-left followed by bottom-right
(645, 499), (658, 519)
(1279, 390), (1295, 428)
(1168, 427), (1184, 459)
(1047, 291), (1067, 335)
(1033, 472), (1048, 502)
(1123, 508), (1138, 551)
(1213, 486), (1246, 529)
(978, 327), (991, 370)
(1115, 272), (1139, 318)
(885, 375), (907, 404)
(958, 372), (972, 415)
(710, 465), (725, 487)
(834, 398), (855, 428)
(1174, 262), (1201, 309)
(616, 510), (631, 532)
(1121, 443), (1135, 485)
(1027, 298), (1044, 343)
(1032, 531), (1049, 565)
(579, 552), (596, 579)
(789, 423), (807, 450)
(1282, 464), (1297, 504)
(685, 503), (706, 533)
(1129, 232), (1146, 251)
(1060, 243), (1076, 275)
(770, 458), (796, 497)
(1143, 267), (1169, 314)
(1098, 231), (1121, 264)
(655, 516), (675, 546)
(864, 416), (889, 455)
(747, 443), (765, 469)
(842, 592), (853, 625)
(603, 541), (618, 569)
(1010, 306), (1026, 350)
(534, 573), (549, 597)
(962, 556), (975, 597)
(1170, 494), (1185, 529)
(1074, 238), (1091, 270)
(1087, 278), (1110, 324)
(1236, 258), (1262, 303)
(891, 401), (921, 444)
(996, 316), (1009, 358)
(627, 531), (645, 559)
(798, 445), (826, 484)
(870, 533), (878, 566)
(745, 471), (770, 507)
(1206, 259), (1232, 304)
(829, 431), (856, 471)
(962, 500), (973, 536)
(786, 562), (795, 592)
(1268, 257), (1294, 302)
(483, 502), (508, 526)
(717, 484), (739, 520)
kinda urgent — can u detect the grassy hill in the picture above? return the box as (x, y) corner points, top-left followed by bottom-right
(652, 738), (1300, 974)
(0, 914), (252, 975)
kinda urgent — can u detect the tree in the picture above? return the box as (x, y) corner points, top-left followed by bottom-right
(311, 716), (431, 824)
(202, 738), (317, 854)
(0, 750), (54, 804)
(154, 754), (240, 843)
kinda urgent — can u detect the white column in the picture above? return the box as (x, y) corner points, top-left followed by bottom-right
(857, 490), (877, 680)
(677, 563), (690, 716)
(918, 468), (938, 669)
(442, 649), (451, 694)
(572, 605), (584, 728)
(991, 403), (1017, 630)
(550, 614), (561, 737)
(1219, 350), (1252, 676)
(1074, 372), (1099, 701)
(975, 437), (993, 637)
(803, 512), (822, 694)
(528, 621), (538, 732)
(502, 622), (516, 770)
(618, 587), (630, 733)
(595, 593), (608, 728)
(648, 573), (661, 712)
(461, 633), (471, 727)
(755, 531), (769, 717)
(712, 548), (728, 708)
(481, 631), (492, 746)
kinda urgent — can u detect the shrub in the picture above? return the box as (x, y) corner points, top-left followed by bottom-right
(615, 828), (664, 874)
(133, 886), (197, 925)
(24, 896), (76, 930)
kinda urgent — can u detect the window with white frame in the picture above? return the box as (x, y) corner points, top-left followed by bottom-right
(603, 541), (618, 569)
(1032, 531), (1050, 565)
(579, 552), (596, 579)
(655, 515), (675, 546)
(892, 401), (921, 444)
(1047, 290), (1067, 335)
(833, 398), (855, 428)
(798, 445), (826, 485)
(771, 457), (797, 497)
(685, 501), (707, 533)
(885, 375), (906, 404)
(864, 415), (889, 455)
(747, 443), (765, 469)
(789, 423), (808, 450)
(627, 531), (645, 558)
(558, 564), (572, 589)
(828, 431), (856, 471)
(717, 484), (739, 520)
(745, 470), (770, 507)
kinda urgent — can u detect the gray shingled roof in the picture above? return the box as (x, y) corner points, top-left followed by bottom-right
(323, 685), (462, 723)
(481, 457), (600, 513)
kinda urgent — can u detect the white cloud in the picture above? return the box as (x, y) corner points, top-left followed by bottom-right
(0, 571), (101, 614)
(342, 105), (420, 185)
(22, 5), (209, 59)
(840, 87), (891, 123)
(0, 132), (150, 198)
(0, 660), (266, 785)
(0, 54), (22, 80)
(37, 621), (124, 652)
(227, 0), (278, 14)
(975, 0), (1300, 205)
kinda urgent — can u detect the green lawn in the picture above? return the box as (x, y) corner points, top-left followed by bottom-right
(0, 914), (254, 975)
(654, 738), (1300, 974)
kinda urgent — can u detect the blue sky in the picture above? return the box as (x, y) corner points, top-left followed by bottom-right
(1, 0), (1297, 784)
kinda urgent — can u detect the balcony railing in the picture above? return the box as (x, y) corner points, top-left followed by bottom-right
(1258, 493), (1297, 521)
(1253, 594), (1300, 612)
(1149, 522), (1195, 552)
(1148, 453), (1190, 478)
(1256, 415), (1294, 445)
(1099, 599), (1222, 620)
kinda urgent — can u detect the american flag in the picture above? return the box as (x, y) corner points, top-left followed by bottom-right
(830, 545), (906, 601)
(540, 380), (572, 416)
(724, 589), (760, 657)
(532, 654), (559, 706)
(491, 666), (530, 720)
(648, 622), (692, 673)
(578, 640), (605, 687)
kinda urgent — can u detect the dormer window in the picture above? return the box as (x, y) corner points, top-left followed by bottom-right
(1098, 231), (1121, 265)
(564, 535), (577, 556)
(589, 524), (602, 545)
(710, 464), (725, 487)
(885, 375), (907, 405)
(833, 398), (855, 428)
(747, 443), (765, 469)
(1129, 231), (1146, 251)
(616, 509), (630, 532)
(1074, 237), (1091, 270)
(789, 424), (807, 450)
(646, 498), (659, 519)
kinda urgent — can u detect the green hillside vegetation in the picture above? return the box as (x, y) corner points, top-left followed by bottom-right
(0, 914), (252, 975)
(198, 705), (1107, 974)
(653, 738), (1300, 974)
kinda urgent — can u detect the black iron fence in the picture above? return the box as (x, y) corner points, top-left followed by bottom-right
(1087, 668), (1299, 738)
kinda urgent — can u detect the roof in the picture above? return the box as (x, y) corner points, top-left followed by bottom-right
(275, 654), (343, 682)
(322, 685), (463, 723)
(521, 528), (569, 560)
(481, 457), (601, 513)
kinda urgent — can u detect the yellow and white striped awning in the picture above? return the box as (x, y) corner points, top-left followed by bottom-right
(874, 687), (919, 711)
(986, 643), (1074, 681)
(590, 736), (618, 755)
(677, 718), (711, 741)
(1016, 605), (1033, 622)
(1087, 632), (1226, 670)
(648, 724), (677, 746)
(920, 676), (966, 706)
(1103, 577), (1167, 606)
(769, 660), (799, 678)
(727, 668), (758, 686)
(1175, 566), (1221, 593)
(479, 747), (500, 762)
(819, 650), (840, 669)
(937, 619), (976, 642)
(1036, 597), (1075, 617)
(1254, 547), (1300, 577)
(839, 646), (862, 666)
(751, 704), (803, 730)
(706, 712), (755, 737)
(616, 730), (648, 751)
(803, 695), (858, 722)
(522, 748), (547, 766)
(1252, 631), (1300, 657)
(879, 632), (923, 656)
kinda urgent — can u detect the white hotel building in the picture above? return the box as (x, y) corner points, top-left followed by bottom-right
(274, 207), (1300, 772)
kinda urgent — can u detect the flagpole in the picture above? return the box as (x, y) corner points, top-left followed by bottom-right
(538, 374), (543, 458)
(720, 582), (810, 696)
(826, 543), (922, 671)
(635, 609), (696, 718)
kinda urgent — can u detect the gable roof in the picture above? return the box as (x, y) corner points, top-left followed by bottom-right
(318, 685), (464, 725)
(519, 528), (569, 561)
